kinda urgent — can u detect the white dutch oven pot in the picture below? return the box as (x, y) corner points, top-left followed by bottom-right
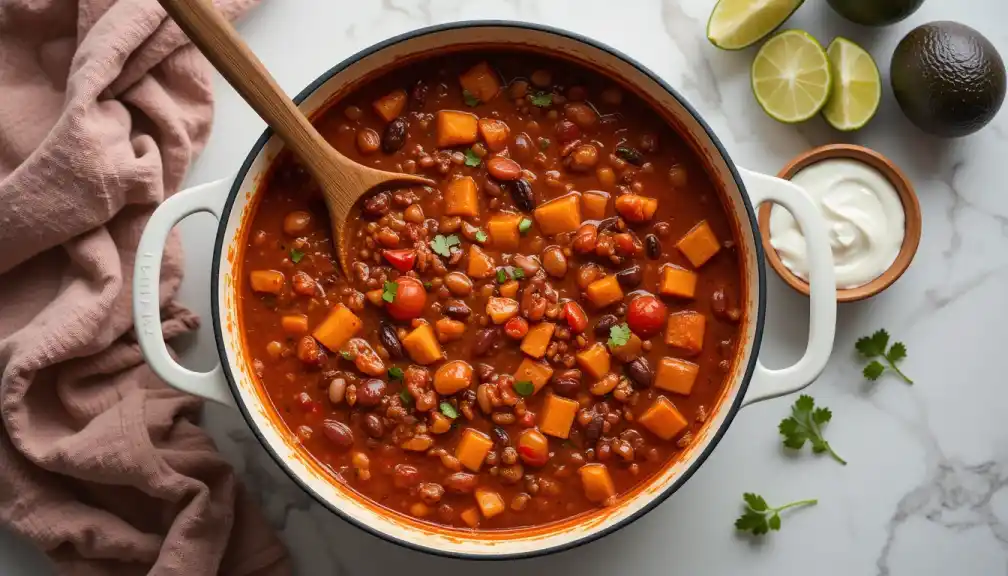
(133, 22), (836, 559)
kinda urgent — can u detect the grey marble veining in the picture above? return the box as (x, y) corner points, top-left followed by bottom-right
(4, 0), (1008, 574)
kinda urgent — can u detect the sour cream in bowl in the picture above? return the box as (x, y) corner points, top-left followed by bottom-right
(757, 144), (921, 302)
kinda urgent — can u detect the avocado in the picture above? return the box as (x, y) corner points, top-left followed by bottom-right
(891, 22), (1006, 138)
(827, 0), (924, 26)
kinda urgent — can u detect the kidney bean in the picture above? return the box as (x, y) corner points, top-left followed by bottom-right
(444, 472), (478, 494)
(541, 246), (568, 278)
(394, 464), (421, 488)
(379, 322), (404, 359)
(499, 464), (525, 484)
(492, 426), (511, 447)
(443, 300), (472, 319)
(322, 420), (354, 449)
(363, 413), (385, 438)
(328, 378), (347, 405)
(594, 314), (619, 337)
(616, 264), (643, 288)
(584, 414), (604, 446)
(418, 482), (445, 504)
(444, 272), (473, 296)
(296, 336), (324, 366)
(512, 254), (541, 276)
(357, 378), (387, 407)
(382, 117), (408, 153)
(556, 120), (580, 143)
(363, 192), (390, 217)
(551, 373), (581, 397)
(487, 157), (522, 181)
(645, 234), (661, 259)
(626, 357), (653, 388)
(356, 127), (381, 154)
(505, 178), (535, 212)
(566, 144), (599, 172)
(564, 102), (598, 129)
(572, 224), (598, 254)
(576, 262), (603, 290)
(472, 328), (499, 356)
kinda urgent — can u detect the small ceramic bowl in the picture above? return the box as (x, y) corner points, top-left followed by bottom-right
(757, 144), (922, 303)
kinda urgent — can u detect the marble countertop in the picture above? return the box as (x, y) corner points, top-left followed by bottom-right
(5, 0), (1008, 574)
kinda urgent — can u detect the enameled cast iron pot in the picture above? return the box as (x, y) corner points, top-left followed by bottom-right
(132, 22), (837, 559)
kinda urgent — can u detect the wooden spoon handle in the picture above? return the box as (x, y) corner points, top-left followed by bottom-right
(159, 0), (333, 176)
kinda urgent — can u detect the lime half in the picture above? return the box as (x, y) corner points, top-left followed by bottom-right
(707, 0), (805, 50)
(751, 30), (832, 123)
(821, 37), (882, 131)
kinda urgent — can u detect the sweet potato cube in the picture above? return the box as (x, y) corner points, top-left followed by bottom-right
(576, 343), (611, 380)
(478, 118), (510, 152)
(614, 194), (659, 222)
(456, 428), (493, 472)
(582, 190), (610, 220)
(655, 357), (700, 395)
(486, 297), (519, 325)
(435, 318), (466, 342)
(639, 396), (689, 440)
(486, 213), (521, 251)
(540, 394), (578, 439)
(520, 322), (556, 359)
(474, 487), (506, 519)
(499, 280), (519, 299)
(249, 269), (285, 294)
(372, 89), (407, 122)
(459, 61), (501, 103)
(312, 304), (362, 352)
(664, 311), (706, 355)
(610, 333), (643, 363)
(514, 358), (554, 394)
(585, 275), (624, 309)
(659, 265), (698, 299)
(466, 245), (496, 279)
(533, 193), (582, 236)
(578, 463), (616, 503)
(436, 110), (479, 147)
(676, 220), (721, 268)
(401, 324), (443, 364)
(445, 176), (479, 217)
(460, 507), (481, 528)
(281, 314), (309, 335)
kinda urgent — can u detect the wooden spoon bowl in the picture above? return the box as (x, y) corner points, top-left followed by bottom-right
(158, 0), (433, 274)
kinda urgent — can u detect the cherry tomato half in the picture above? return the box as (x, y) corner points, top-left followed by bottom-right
(517, 429), (550, 466)
(504, 316), (529, 340)
(382, 249), (416, 272)
(562, 301), (589, 333)
(626, 294), (667, 337)
(386, 276), (427, 321)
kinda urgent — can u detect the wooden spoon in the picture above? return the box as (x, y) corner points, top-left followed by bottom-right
(159, 0), (433, 274)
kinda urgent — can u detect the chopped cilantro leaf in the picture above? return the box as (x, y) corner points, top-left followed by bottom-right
(382, 281), (398, 303)
(399, 389), (413, 407)
(440, 402), (459, 419)
(512, 267), (525, 280)
(464, 148), (481, 167)
(538, 137), (551, 150)
(475, 229), (488, 243)
(514, 380), (534, 397)
(289, 248), (304, 263)
(530, 92), (553, 107)
(615, 146), (643, 165)
(607, 323), (631, 348)
(340, 350), (354, 361)
(388, 366), (404, 380)
(518, 218), (533, 234)
(430, 234), (461, 257)
(496, 268), (509, 284)
(463, 90), (480, 107)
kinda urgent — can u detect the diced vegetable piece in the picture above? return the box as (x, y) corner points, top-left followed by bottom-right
(533, 193), (582, 236)
(430, 411), (453, 434)
(365, 289), (385, 307)
(499, 280), (519, 299)
(455, 428), (493, 472)
(445, 176), (479, 217)
(664, 311), (706, 355)
(401, 324), (444, 364)
(576, 343), (611, 380)
(504, 316), (529, 340)
(346, 337), (386, 376)
(585, 275), (624, 308)
(372, 89), (407, 122)
(655, 357), (700, 395)
(459, 61), (501, 103)
(610, 332), (642, 363)
(281, 314), (309, 335)
(562, 301), (589, 333)
(638, 396), (689, 440)
(520, 322), (556, 359)
(539, 394), (579, 439)
(460, 506), (481, 528)
(435, 318), (466, 342)
(434, 360), (474, 395)
(312, 304), (362, 352)
(486, 297), (520, 324)
(582, 190), (610, 220)
(676, 220), (721, 268)
(249, 269), (285, 294)
(383, 249), (416, 272)
(513, 358), (554, 394)
(578, 463), (616, 503)
(478, 118), (510, 151)
(659, 265), (697, 299)
(467, 245), (496, 279)
(486, 213), (521, 251)
(474, 487), (506, 519)
(517, 428), (549, 466)
(614, 194), (658, 222)
(436, 110), (479, 147)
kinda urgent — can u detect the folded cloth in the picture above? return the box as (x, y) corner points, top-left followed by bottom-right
(0, 0), (291, 574)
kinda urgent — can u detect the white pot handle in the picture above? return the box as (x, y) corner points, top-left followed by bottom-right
(133, 178), (237, 408)
(737, 168), (837, 406)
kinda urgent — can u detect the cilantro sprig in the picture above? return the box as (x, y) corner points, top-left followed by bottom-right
(514, 381), (534, 397)
(382, 281), (398, 303)
(475, 229), (488, 243)
(779, 395), (846, 465)
(607, 323), (631, 348)
(735, 493), (817, 536)
(289, 248), (304, 263)
(439, 401), (459, 419)
(464, 148), (481, 167)
(856, 329), (912, 384)
(429, 234), (461, 257)
(463, 90), (480, 107)
(530, 91), (553, 107)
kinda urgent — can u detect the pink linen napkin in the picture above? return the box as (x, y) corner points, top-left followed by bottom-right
(0, 0), (291, 574)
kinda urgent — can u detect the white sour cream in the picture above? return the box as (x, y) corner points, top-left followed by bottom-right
(768, 158), (905, 289)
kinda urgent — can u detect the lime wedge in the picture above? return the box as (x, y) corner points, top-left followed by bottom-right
(751, 30), (832, 123)
(821, 37), (882, 131)
(707, 0), (805, 50)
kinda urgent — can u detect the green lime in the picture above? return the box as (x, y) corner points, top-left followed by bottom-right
(822, 37), (881, 131)
(707, 0), (805, 50)
(751, 30), (832, 123)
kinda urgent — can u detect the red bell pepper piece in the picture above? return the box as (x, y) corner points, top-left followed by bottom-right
(563, 301), (589, 334)
(383, 249), (416, 272)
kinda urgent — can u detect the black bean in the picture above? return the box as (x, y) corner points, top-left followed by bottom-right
(597, 216), (619, 233)
(491, 426), (511, 447)
(379, 322), (404, 359)
(645, 234), (661, 259)
(506, 178), (535, 212)
(473, 328), (499, 356)
(409, 80), (428, 108)
(626, 358), (653, 388)
(443, 300), (472, 319)
(616, 264), (643, 289)
(475, 363), (495, 382)
(551, 369), (582, 397)
(356, 378), (387, 407)
(322, 420), (354, 449)
(584, 414), (604, 446)
(363, 192), (390, 217)
(363, 413), (385, 438)
(382, 117), (408, 154)
(594, 314), (619, 338)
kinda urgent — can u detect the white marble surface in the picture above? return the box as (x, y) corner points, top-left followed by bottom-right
(5, 0), (1008, 574)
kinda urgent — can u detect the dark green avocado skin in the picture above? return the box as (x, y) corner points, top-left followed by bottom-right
(827, 0), (924, 26)
(891, 22), (1006, 138)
